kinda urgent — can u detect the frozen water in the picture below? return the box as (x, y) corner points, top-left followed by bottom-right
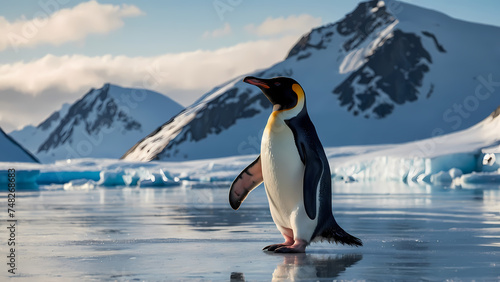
(1, 182), (499, 280)
(1, 112), (499, 280)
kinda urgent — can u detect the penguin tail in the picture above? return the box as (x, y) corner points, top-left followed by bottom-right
(318, 219), (362, 247)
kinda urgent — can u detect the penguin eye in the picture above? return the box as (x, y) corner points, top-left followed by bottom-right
(274, 82), (281, 87)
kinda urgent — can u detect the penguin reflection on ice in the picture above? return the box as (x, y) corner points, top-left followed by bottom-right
(229, 76), (362, 253)
(271, 254), (362, 280)
(229, 254), (362, 281)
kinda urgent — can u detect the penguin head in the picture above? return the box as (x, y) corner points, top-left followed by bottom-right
(243, 76), (305, 112)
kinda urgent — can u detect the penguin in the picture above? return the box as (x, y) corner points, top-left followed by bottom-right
(229, 76), (362, 253)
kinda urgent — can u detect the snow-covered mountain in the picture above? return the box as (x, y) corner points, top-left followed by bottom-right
(0, 127), (39, 163)
(122, 0), (500, 162)
(10, 84), (183, 163)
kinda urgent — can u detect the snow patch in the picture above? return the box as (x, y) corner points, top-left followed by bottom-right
(63, 179), (96, 190)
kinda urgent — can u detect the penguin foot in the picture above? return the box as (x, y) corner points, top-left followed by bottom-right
(273, 240), (308, 253)
(263, 243), (291, 252)
(263, 231), (294, 252)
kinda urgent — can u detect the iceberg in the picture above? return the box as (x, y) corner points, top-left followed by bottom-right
(0, 169), (40, 190)
(459, 171), (500, 187)
(97, 169), (129, 187)
(331, 106), (500, 187)
(137, 169), (180, 187)
(37, 171), (101, 184)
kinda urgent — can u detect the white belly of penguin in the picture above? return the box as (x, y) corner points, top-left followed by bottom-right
(261, 115), (318, 240)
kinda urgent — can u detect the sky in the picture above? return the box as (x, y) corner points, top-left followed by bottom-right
(1, 0), (500, 132)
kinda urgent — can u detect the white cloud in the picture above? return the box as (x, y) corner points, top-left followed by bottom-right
(245, 14), (322, 37)
(0, 0), (144, 52)
(203, 22), (232, 38)
(0, 35), (299, 106)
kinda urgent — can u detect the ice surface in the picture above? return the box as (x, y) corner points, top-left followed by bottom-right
(0, 96), (499, 280)
(2, 183), (498, 280)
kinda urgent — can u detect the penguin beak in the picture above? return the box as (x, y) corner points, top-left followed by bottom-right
(243, 76), (270, 89)
(244, 76), (281, 109)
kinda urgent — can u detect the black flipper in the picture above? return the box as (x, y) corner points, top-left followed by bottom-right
(301, 145), (322, 220)
(229, 156), (263, 210)
(285, 109), (324, 220)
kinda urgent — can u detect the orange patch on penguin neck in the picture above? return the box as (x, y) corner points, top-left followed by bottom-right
(292, 83), (304, 102)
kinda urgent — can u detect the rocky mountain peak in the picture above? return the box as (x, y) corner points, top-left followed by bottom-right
(286, 0), (395, 60)
(37, 84), (141, 154)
